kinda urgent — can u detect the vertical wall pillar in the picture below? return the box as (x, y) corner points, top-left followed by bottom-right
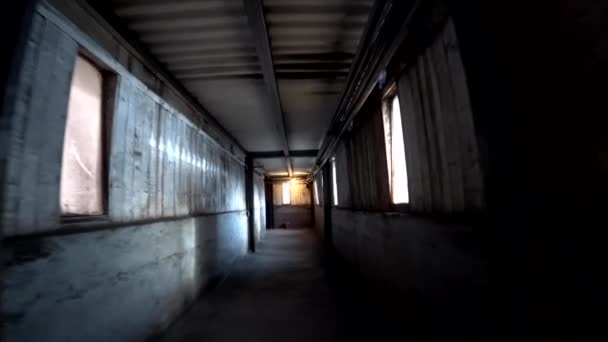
(321, 164), (333, 251)
(245, 156), (255, 252)
(1, 0), (39, 220)
(264, 181), (274, 229)
(308, 182), (315, 226)
(1, 1), (39, 338)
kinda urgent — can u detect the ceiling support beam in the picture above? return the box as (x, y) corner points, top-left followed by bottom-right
(265, 176), (308, 183)
(249, 150), (319, 159)
(243, 0), (293, 177)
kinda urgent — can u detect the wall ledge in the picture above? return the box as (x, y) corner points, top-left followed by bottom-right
(332, 207), (487, 226)
(3, 210), (247, 242)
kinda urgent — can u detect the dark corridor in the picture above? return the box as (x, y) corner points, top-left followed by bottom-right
(156, 228), (465, 342)
(157, 229), (336, 342)
(2, 0), (607, 341)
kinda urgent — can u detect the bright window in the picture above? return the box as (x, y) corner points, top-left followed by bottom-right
(331, 158), (338, 206)
(313, 180), (320, 206)
(282, 182), (291, 205)
(60, 56), (105, 216)
(382, 95), (409, 204)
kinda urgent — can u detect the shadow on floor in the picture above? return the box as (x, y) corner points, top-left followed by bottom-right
(153, 228), (473, 342)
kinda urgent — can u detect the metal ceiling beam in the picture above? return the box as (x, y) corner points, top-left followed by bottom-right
(267, 13), (368, 25)
(274, 62), (352, 71)
(273, 52), (355, 61)
(169, 59), (260, 71)
(140, 30), (251, 45)
(249, 150), (319, 159)
(177, 71), (351, 82)
(243, 0), (293, 177)
(149, 38), (255, 52)
(156, 48), (257, 61)
(265, 4), (372, 16)
(129, 17), (248, 33)
(265, 176), (308, 183)
(115, 1), (239, 18)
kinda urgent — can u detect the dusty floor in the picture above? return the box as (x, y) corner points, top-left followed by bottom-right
(158, 229), (339, 342)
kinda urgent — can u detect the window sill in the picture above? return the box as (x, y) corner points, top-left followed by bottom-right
(331, 206), (485, 225)
(331, 203), (410, 211)
(331, 206), (411, 217)
(393, 203), (410, 213)
(61, 215), (110, 225)
(7, 211), (246, 241)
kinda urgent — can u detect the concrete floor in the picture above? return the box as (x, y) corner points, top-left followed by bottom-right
(158, 228), (339, 342)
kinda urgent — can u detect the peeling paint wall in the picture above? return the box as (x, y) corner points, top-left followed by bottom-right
(331, 208), (486, 336)
(1, 2), (251, 341)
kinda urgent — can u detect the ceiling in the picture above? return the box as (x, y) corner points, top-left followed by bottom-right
(106, 0), (373, 176)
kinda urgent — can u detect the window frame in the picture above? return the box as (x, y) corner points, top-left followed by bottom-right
(382, 83), (410, 212)
(60, 52), (117, 223)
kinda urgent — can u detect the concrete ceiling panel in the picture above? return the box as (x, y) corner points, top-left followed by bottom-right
(255, 158), (288, 175)
(291, 157), (317, 174)
(279, 79), (342, 150)
(107, 0), (374, 155)
(186, 79), (283, 152)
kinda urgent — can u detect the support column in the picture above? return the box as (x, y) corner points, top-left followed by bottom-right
(264, 181), (274, 229)
(245, 156), (255, 253)
(321, 164), (333, 251)
(1, 1), (39, 338)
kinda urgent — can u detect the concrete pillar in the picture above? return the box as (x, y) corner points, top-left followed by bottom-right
(321, 164), (333, 251)
(264, 181), (274, 229)
(245, 156), (255, 252)
(0, 1), (39, 338)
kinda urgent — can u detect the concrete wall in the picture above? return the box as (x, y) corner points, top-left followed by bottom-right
(270, 181), (312, 229)
(274, 206), (312, 228)
(1, 2), (252, 341)
(331, 208), (486, 336)
(449, 0), (608, 336)
(1, 2), (246, 236)
(3, 213), (247, 342)
(312, 204), (324, 238)
(314, 15), (487, 338)
(311, 173), (325, 236)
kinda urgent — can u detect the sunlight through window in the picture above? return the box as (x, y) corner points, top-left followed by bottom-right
(282, 182), (291, 205)
(383, 95), (409, 204)
(331, 158), (338, 206)
(60, 56), (104, 215)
